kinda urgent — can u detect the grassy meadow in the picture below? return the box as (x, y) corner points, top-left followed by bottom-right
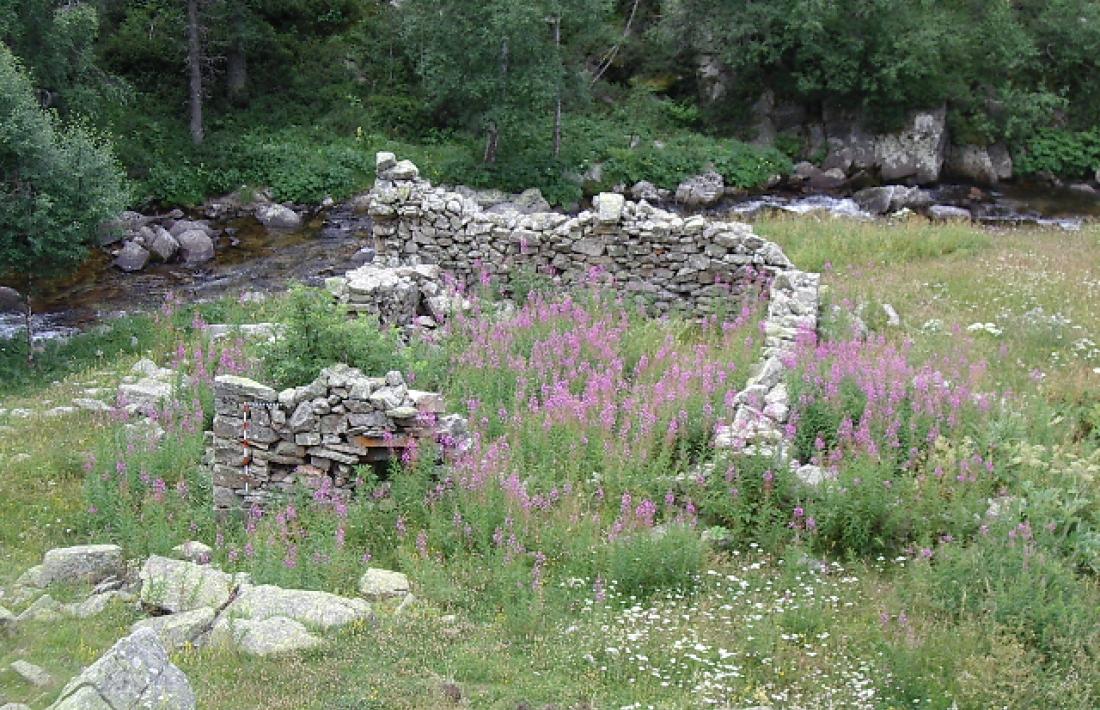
(2, 215), (1099, 709)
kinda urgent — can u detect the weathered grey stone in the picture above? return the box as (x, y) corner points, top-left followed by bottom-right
(175, 229), (215, 264)
(139, 556), (235, 614)
(928, 205), (971, 222)
(67, 591), (134, 619)
(675, 172), (724, 207)
(0, 605), (14, 634)
(131, 607), (215, 649)
(170, 541), (213, 565)
(33, 545), (124, 587)
(49, 628), (195, 710)
(113, 242), (150, 273)
(11, 660), (51, 688)
(147, 227), (179, 262)
(215, 375), (277, 403)
(594, 192), (624, 223)
(206, 616), (322, 657)
(359, 568), (411, 600)
(255, 203), (302, 230)
(0, 286), (24, 313)
(225, 583), (372, 631)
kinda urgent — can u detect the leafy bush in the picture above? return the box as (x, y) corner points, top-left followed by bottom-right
(603, 134), (792, 192)
(699, 454), (797, 551)
(261, 285), (407, 389)
(1014, 128), (1100, 180)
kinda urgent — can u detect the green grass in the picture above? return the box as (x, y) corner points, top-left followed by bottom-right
(2, 219), (1100, 708)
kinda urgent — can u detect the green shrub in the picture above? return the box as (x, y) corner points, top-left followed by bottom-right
(1014, 128), (1100, 180)
(595, 524), (706, 598)
(699, 454), (797, 551)
(261, 285), (407, 389)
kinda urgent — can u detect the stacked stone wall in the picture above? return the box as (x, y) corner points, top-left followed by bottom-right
(209, 366), (463, 514)
(366, 153), (794, 316)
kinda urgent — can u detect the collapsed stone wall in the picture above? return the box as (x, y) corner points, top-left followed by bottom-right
(366, 153), (794, 316)
(209, 366), (465, 514)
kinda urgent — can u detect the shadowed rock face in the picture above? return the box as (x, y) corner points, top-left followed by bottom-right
(0, 286), (22, 313)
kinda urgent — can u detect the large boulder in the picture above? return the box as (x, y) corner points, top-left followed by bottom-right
(112, 242), (149, 273)
(358, 568), (410, 601)
(138, 556), (236, 614)
(255, 203), (302, 230)
(853, 185), (932, 215)
(167, 220), (214, 239)
(146, 227), (180, 262)
(824, 106), (947, 184)
(175, 230), (215, 264)
(18, 545), (124, 589)
(675, 171), (725, 207)
(48, 628), (195, 710)
(0, 286), (24, 313)
(928, 205), (972, 222)
(206, 616), (322, 657)
(875, 107), (948, 184)
(131, 607), (215, 649)
(224, 583), (372, 631)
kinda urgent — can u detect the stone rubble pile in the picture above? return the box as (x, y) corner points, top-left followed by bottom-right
(715, 269), (826, 486)
(210, 366), (468, 514)
(324, 262), (469, 331)
(3, 542), (415, 707)
(367, 152), (794, 316)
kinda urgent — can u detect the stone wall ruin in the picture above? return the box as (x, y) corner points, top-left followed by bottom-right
(209, 367), (466, 514)
(366, 152), (795, 316)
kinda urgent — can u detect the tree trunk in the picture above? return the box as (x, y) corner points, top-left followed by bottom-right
(483, 122), (499, 164)
(187, 0), (204, 145)
(23, 292), (33, 367)
(553, 17), (562, 159)
(226, 5), (248, 106)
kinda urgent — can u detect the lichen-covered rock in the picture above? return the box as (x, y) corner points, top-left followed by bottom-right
(48, 628), (195, 710)
(147, 227), (179, 262)
(675, 171), (725, 207)
(175, 229), (215, 264)
(206, 616), (322, 657)
(131, 607), (215, 649)
(138, 556), (236, 614)
(224, 584), (372, 631)
(113, 242), (150, 273)
(170, 541), (213, 565)
(358, 568), (410, 600)
(11, 660), (51, 688)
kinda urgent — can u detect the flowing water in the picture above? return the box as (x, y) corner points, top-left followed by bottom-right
(0, 206), (375, 342)
(2, 183), (1097, 343)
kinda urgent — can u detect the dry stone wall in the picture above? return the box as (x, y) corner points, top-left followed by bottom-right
(366, 152), (795, 316)
(209, 366), (466, 514)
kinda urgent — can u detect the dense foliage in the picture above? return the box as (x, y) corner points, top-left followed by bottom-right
(2, 0), (1096, 211)
(0, 45), (126, 296)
